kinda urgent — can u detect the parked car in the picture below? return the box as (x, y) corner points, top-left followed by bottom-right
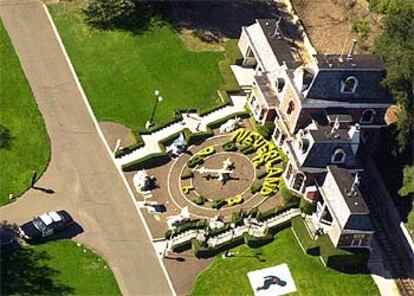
(19, 210), (73, 241)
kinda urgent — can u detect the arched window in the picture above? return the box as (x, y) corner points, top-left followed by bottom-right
(286, 101), (295, 116)
(276, 78), (285, 93)
(360, 109), (375, 123)
(341, 76), (358, 93)
(331, 148), (346, 163)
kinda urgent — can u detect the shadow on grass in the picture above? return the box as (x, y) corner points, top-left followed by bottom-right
(0, 222), (74, 295)
(0, 124), (12, 150)
(84, 0), (305, 45)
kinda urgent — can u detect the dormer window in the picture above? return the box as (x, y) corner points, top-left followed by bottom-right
(286, 101), (295, 116)
(276, 78), (285, 93)
(360, 109), (375, 123)
(331, 148), (346, 163)
(341, 76), (358, 93)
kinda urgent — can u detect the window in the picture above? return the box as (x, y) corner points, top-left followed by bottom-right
(331, 148), (346, 163)
(286, 101), (295, 116)
(276, 78), (285, 93)
(341, 76), (358, 93)
(360, 109), (375, 123)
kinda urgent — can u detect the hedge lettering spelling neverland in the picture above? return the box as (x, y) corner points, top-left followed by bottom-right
(231, 128), (284, 196)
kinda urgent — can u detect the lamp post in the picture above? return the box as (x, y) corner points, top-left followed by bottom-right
(146, 90), (163, 129)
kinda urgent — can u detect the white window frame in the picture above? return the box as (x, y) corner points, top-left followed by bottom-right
(360, 109), (376, 124)
(331, 148), (346, 164)
(341, 76), (358, 94)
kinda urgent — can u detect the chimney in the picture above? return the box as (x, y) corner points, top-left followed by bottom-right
(347, 39), (357, 59)
(348, 124), (360, 154)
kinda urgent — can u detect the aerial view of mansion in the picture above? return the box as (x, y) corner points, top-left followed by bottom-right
(234, 19), (393, 249)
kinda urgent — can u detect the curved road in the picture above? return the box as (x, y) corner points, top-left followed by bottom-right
(0, 1), (173, 295)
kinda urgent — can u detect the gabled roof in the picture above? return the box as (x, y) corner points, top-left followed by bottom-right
(315, 54), (385, 70)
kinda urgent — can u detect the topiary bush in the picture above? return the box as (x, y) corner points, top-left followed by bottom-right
(240, 145), (255, 155)
(222, 142), (237, 151)
(187, 155), (204, 168)
(250, 183), (262, 194)
(193, 195), (207, 206)
(300, 198), (316, 215)
(212, 198), (226, 209)
(279, 179), (301, 205)
(181, 169), (194, 180)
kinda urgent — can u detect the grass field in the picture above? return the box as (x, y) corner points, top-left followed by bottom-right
(49, 1), (236, 130)
(1, 240), (120, 295)
(192, 229), (379, 296)
(0, 21), (50, 205)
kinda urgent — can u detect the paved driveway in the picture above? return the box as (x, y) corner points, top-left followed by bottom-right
(0, 1), (173, 295)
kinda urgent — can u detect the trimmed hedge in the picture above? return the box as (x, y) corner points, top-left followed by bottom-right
(250, 183), (262, 194)
(193, 195), (207, 206)
(181, 169), (194, 180)
(279, 179), (301, 205)
(187, 155), (204, 168)
(300, 198), (316, 215)
(268, 220), (292, 235)
(171, 240), (192, 253)
(122, 152), (170, 171)
(257, 203), (298, 222)
(256, 121), (276, 140)
(207, 224), (230, 236)
(318, 235), (370, 272)
(207, 111), (250, 130)
(192, 236), (245, 258)
(212, 198), (226, 209)
(240, 146), (255, 155)
(231, 210), (245, 226)
(222, 142), (237, 152)
(164, 220), (207, 239)
(183, 128), (214, 146)
(244, 232), (274, 248)
(291, 216), (320, 256)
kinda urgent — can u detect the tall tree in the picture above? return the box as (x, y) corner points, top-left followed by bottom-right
(375, 1), (414, 153)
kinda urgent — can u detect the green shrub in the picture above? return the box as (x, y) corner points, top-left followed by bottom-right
(243, 232), (274, 248)
(207, 224), (230, 236)
(353, 20), (370, 38)
(250, 183), (262, 194)
(279, 179), (301, 205)
(240, 146), (255, 155)
(257, 170), (268, 179)
(181, 169), (194, 180)
(300, 198), (316, 215)
(183, 128), (214, 145)
(291, 216), (320, 256)
(222, 142), (237, 151)
(257, 208), (277, 222)
(187, 155), (204, 168)
(231, 210), (245, 226)
(256, 121), (275, 140)
(122, 152), (170, 171)
(192, 236), (244, 258)
(268, 220), (291, 235)
(171, 241), (192, 253)
(164, 220), (207, 239)
(318, 235), (370, 272)
(193, 195), (207, 206)
(207, 111), (250, 130)
(212, 198), (226, 209)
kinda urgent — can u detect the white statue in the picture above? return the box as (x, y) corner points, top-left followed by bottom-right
(133, 170), (154, 192)
(165, 133), (187, 157)
(195, 158), (234, 183)
(219, 117), (242, 133)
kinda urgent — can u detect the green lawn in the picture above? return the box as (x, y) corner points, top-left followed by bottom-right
(0, 21), (50, 205)
(1, 240), (120, 295)
(49, 1), (232, 130)
(192, 229), (379, 296)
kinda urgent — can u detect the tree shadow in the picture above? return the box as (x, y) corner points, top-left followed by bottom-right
(0, 124), (12, 150)
(84, 1), (305, 46)
(0, 222), (74, 295)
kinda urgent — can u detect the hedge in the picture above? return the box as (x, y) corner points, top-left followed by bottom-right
(318, 235), (370, 272)
(171, 240), (192, 253)
(181, 169), (194, 180)
(240, 146), (255, 155)
(207, 224), (231, 236)
(300, 198), (316, 215)
(244, 232), (274, 248)
(115, 140), (144, 158)
(192, 236), (245, 258)
(207, 111), (250, 130)
(291, 216), (320, 256)
(122, 152), (171, 171)
(187, 155), (204, 168)
(222, 142), (238, 152)
(193, 195), (207, 206)
(212, 198), (226, 209)
(268, 220), (292, 235)
(164, 220), (207, 239)
(256, 121), (276, 140)
(231, 210), (245, 226)
(250, 183), (262, 194)
(183, 128), (214, 146)
(279, 179), (301, 205)
(256, 203), (298, 222)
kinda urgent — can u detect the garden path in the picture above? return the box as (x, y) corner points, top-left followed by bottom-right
(115, 94), (247, 166)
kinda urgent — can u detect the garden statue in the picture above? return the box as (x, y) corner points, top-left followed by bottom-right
(219, 116), (242, 133)
(195, 158), (234, 184)
(133, 170), (154, 193)
(166, 132), (187, 157)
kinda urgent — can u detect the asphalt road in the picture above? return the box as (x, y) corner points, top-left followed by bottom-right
(0, 1), (173, 295)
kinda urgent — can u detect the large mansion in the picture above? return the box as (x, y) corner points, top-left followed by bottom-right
(233, 18), (393, 249)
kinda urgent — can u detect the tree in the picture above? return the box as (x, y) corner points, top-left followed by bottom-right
(375, 1), (414, 153)
(399, 166), (414, 197)
(83, 0), (135, 29)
